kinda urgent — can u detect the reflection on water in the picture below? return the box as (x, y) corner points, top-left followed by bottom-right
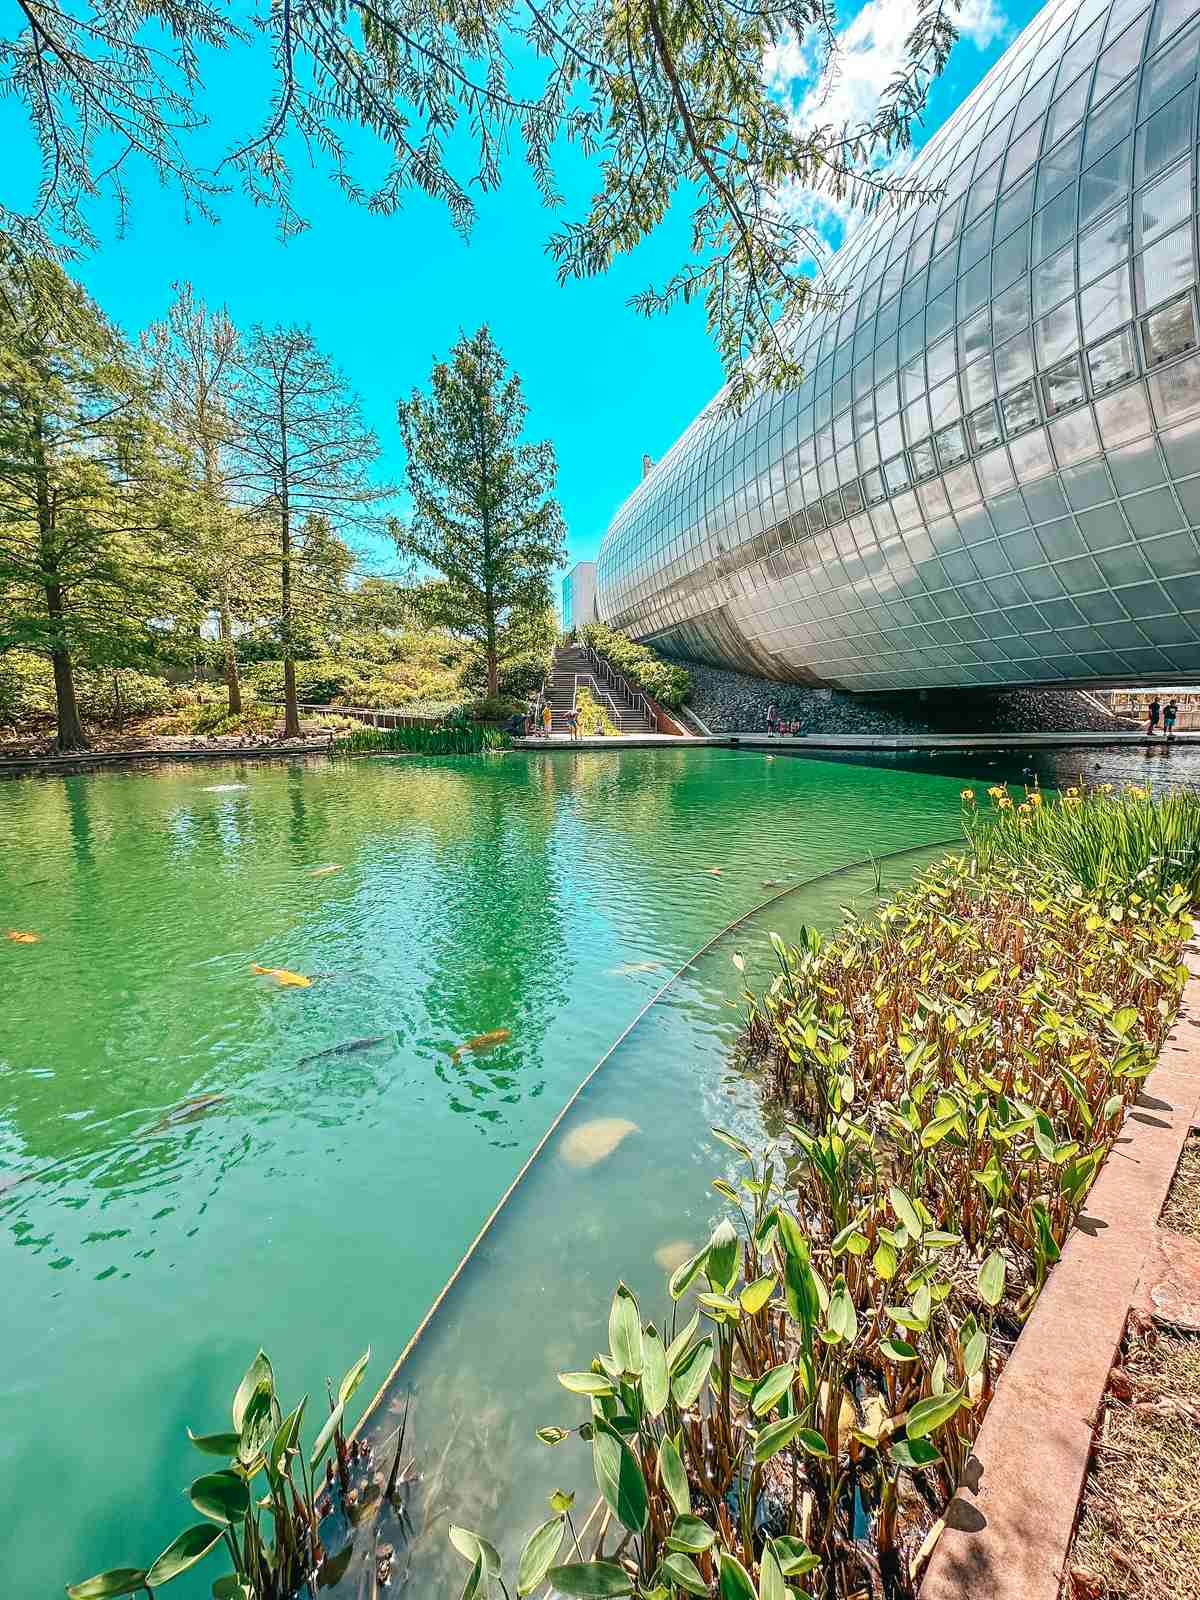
(0, 747), (1079, 1593)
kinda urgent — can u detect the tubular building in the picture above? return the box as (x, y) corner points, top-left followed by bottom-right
(596, 0), (1200, 689)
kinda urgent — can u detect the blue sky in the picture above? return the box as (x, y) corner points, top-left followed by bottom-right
(5, 2), (1040, 577)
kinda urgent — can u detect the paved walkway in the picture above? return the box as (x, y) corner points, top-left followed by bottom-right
(518, 730), (1200, 752)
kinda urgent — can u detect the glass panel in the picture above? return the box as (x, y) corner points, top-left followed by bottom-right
(1081, 263), (1133, 342)
(1096, 380), (1154, 442)
(1045, 74), (1090, 147)
(1135, 158), (1192, 246)
(1009, 427), (1055, 482)
(996, 172), (1036, 239)
(1001, 381), (1040, 432)
(1033, 243), (1075, 315)
(1043, 354), (1087, 415)
(910, 440), (938, 480)
(992, 224), (1030, 293)
(936, 423), (969, 468)
(958, 257), (991, 319)
(1084, 79), (1137, 163)
(1136, 89), (1192, 183)
(1088, 326), (1138, 389)
(1143, 293), (1198, 364)
(1003, 121), (1042, 187)
(1151, 351), (1200, 422)
(993, 278), (1031, 341)
(996, 329), (1036, 388)
(1094, 21), (1150, 103)
(1080, 137), (1133, 225)
(966, 157), (1002, 222)
(968, 402), (1003, 451)
(1036, 128), (1083, 208)
(1050, 406), (1101, 465)
(959, 211), (992, 272)
(1035, 302), (1080, 365)
(1079, 202), (1132, 282)
(1033, 199), (1075, 264)
(963, 356), (998, 406)
(1140, 20), (1200, 117)
(929, 375), (962, 428)
(1135, 222), (1195, 310)
(960, 305), (991, 361)
(884, 454), (910, 493)
(1148, 0), (1200, 52)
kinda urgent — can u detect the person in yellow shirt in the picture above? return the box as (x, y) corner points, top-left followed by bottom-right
(541, 702), (553, 736)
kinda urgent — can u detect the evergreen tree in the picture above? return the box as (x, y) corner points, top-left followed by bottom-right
(230, 326), (383, 737)
(396, 326), (566, 699)
(0, 260), (190, 749)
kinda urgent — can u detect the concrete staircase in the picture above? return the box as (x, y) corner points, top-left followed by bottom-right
(545, 644), (658, 734)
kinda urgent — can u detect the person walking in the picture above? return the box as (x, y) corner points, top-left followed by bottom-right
(1148, 697), (1161, 735)
(1164, 699), (1179, 737)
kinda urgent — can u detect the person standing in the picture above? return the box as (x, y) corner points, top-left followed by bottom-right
(541, 701), (553, 737)
(1148, 697), (1161, 735)
(1164, 699), (1178, 737)
(566, 705), (581, 740)
(766, 702), (777, 736)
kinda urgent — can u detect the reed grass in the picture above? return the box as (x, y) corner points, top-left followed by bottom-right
(337, 721), (509, 756)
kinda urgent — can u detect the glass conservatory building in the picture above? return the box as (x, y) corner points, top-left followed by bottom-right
(596, 0), (1200, 689)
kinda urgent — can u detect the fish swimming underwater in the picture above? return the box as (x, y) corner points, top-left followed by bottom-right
(5, 930), (41, 943)
(309, 865), (343, 877)
(607, 960), (662, 977)
(561, 1117), (638, 1168)
(202, 784), (247, 793)
(298, 1036), (389, 1065)
(251, 964), (313, 988)
(762, 879), (785, 888)
(450, 1028), (512, 1061)
(149, 1093), (226, 1133)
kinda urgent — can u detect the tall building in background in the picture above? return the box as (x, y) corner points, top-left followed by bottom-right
(597, 0), (1200, 689)
(562, 561), (598, 629)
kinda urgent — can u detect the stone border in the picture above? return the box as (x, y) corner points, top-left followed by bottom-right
(0, 740), (334, 775)
(921, 929), (1200, 1600)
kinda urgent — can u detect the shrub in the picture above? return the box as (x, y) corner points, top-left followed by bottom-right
(463, 695), (525, 722)
(246, 657), (363, 705)
(580, 622), (691, 709)
(574, 684), (620, 736)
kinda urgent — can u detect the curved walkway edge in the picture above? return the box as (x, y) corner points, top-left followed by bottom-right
(921, 926), (1200, 1600)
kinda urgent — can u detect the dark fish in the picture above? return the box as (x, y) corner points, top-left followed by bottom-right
(299, 1035), (388, 1065)
(149, 1093), (225, 1134)
(451, 1028), (512, 1061)
(0, 1170), (35, 1197)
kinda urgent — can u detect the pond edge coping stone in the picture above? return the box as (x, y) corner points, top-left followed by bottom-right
(920, 926), (1200, 1600)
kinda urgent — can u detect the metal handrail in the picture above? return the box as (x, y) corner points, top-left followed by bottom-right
(571, 673), (626, 727)
(581, 643), (655, 725)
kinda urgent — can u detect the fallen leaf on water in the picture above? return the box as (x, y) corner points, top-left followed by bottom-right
(5, 930), (40, 943)
(561, 1117), (638, 1168)
(251, 963), (313, 988)
(310, 864), (343, 877)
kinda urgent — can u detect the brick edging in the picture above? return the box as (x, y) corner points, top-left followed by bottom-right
(920, 931), (1200, 1600)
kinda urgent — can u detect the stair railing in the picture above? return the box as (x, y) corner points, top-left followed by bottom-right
(572, 674), (626, 728)
(580, 644), (655, 727)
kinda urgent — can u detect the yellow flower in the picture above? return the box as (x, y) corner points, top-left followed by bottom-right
(1128, 784), (1150, 800)
(1064, 794), (1081, 807)
(1018, 801), (1032, 813)
(960, 788), (976, 803)
(1065, 786), (1080, 798)
(997, 796), (1014, 810)
(1029, 790), (1042, 806)
(987, 785), (1007, 800)
(1100, 783), (1114, 793)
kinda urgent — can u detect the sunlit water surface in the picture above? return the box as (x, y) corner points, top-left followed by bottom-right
(2, 744), (1197, 1595)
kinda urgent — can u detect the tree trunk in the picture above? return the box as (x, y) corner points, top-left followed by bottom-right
(50, 639), (87, 751)
(487, 644), (499, 698)
(219, 605), (242, 715)
(279, 421), (301, 739)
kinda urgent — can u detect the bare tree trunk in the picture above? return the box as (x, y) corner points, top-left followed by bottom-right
(279, 449), (301, 739)
(219, 604), (242, 715)
(49, 632), (87, 751)
(34, 420), (88, 751)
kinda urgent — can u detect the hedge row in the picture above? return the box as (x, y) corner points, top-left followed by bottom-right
(578, 623), (691, 710)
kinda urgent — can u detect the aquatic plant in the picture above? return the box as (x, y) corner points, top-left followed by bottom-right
(466, 805), (1193, 1597)
(964, 780), (1200, 900)
(338, 720), (509, 756)
(67, 1348), (381, 1600)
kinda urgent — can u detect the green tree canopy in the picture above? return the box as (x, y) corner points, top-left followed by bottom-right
(396, 326), (566, 698)
(0, 259), (194, 748)
(2, 0), (959, 397)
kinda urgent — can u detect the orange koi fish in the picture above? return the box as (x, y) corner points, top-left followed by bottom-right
(451, 1028), (512, 1061)
(5, 930), (40, 944)
(251, 963), (313, 988)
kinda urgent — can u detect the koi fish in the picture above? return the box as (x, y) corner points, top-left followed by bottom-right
(299, 1036), (388, 1065)
(450, 1028), (511, 1061)
(607, 960), (662, 976)
(707, 867), (723, 876)
(5, 930), (40, 943)
(762, 879), (785, 888)
(203, 784), (247, 793)
(561, 1117), (638, 1168)
(251, 963), (313, 988)
(310, 865), (343, 877)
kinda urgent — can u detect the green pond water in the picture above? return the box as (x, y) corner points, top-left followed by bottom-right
(0, 743), (1192, 1596)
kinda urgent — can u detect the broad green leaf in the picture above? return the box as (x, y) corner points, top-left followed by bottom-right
(146, 1525), (225, 1587)
(905, 1388), (964, 1440)
(750, 1361), (795, 1417)
(231, 1351), (273, 1430)
(308, 1400), (344, 1471)
(740, 1274), (776, 1315)
(608, 1284), (644, 1375)
(665, 1515), (716, 1554)
(977, 1251), (1006, 1308)
(666, 1310), (700, 1370)
(890, 1187), (923, 1239)
(758, 1547), (787, 1600)
(460, 1554), (484, 1600)
(826, 1277), (858, 1344)
(797, 1427), (832, 1458)
(538, 1427), (569, 1446)
(658, 1435), (690, 1517)
(449, 1527), (502, 1578)
(889, 1437), (942, 1470)
(66, 1572), (148, 1599)
(770, 1536), (821, 1577)
(873, 1241), (898, 1281)
(963, 1328), (988, 1378)
(558, 1372), (616, 1397)
(517, 1516), (565, 1596)
(753, 1414), (806, 1464)
(189, 1469), (249, 1525)
(718, 1550), (756, 1600)
(337, 1348), (371, 1408)
(268, 1398), (306, 1481)
(661, 1552), (707, 1596)
(212, 1578), (254, 1600)
(186, 1430), (240, 1458)
(669, 1247), (709, 1300)
(547, 1562), (633, 1596)
(879, 1339), (918, 1363)
(706, 1218), (740, 1294)
(592, 1419), (648, 1533)
(670, 1337), (713, 1409)
(711, 1126), (752, 1160)
(237, 1380), (275, 1470)
(1111, 1006), (1138, 1036)
(641, 1324), (669, 1417)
